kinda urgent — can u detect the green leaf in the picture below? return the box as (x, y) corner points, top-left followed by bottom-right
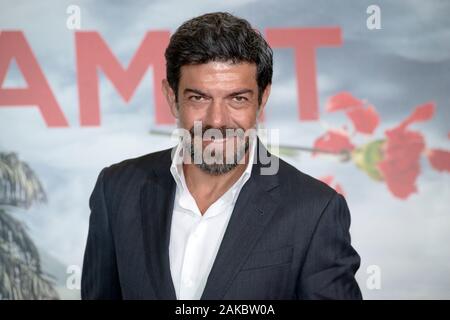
(351, 139), (385, 181)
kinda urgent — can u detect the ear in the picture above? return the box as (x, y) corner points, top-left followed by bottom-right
(257, 84), (271, 116)
(162, 79), (179, 118)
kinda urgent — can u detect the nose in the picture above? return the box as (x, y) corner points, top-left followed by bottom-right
(204, 99), (229, 128)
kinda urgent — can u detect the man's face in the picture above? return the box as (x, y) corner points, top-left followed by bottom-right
(163, 61), (271, 174)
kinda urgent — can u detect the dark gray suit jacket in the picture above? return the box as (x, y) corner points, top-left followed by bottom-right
(81, 142), (362, 300)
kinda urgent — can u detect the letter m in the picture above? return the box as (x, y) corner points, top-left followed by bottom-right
(76, 31), (172, 126)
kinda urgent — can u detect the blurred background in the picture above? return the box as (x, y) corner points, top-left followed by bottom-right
(0, 0), (449, 299)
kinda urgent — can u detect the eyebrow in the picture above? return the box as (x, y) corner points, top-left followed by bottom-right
(183, 88), (254, 97)
(227, 89), (254, 97)
(183, 88), (210, 97)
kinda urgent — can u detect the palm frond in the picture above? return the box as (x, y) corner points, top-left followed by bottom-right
(0, 152), (58, 299)
(0, 152), (47, 208)
(0, 209), (58, 299)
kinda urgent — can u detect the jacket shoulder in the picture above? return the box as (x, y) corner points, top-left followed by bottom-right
(275, 158), (345, 244)
(277, 157), (338, 208)
(103, 147), (172, 180)
(93, 148), (173, 216)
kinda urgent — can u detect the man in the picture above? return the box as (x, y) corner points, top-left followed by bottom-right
(81, 12), (362, 300)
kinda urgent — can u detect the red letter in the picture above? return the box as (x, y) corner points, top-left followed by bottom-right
(266, 28), (342, 120)
(76, 31), (171, 126)
(0, 31), (68, 127)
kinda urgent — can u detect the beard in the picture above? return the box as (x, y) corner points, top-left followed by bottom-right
(184, 125), (251, 176)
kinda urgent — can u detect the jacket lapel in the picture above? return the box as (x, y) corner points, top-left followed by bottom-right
(201, 142), (280, 300)
(140, 150), (177, 300)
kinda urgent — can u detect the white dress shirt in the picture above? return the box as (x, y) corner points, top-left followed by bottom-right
(168, 137), (256, 300)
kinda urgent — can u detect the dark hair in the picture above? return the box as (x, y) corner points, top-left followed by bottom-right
(165, 12), (273, 104)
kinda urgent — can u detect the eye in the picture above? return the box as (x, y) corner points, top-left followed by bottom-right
(189, 95), (206, 101)
(232, 96), (248, 102)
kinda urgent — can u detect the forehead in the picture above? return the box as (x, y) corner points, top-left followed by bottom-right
(179, 61), (257, 90)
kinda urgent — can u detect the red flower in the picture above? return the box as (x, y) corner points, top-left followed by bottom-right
(427, 149), (450, 172)
(346, 105), (379, 135)
(376, 103), (434, 199)
(377, 128), (425, 199)
(326, 92), (364, 112)
(397, 102), (434, 130)
(313, 129), (355, 156)
(316, 95), (442, 199)
(326, 92), (380, 135)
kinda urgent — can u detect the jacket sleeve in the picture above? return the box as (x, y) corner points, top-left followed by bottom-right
(297, 192), (362, 300)
(81, 168), (122, 299)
